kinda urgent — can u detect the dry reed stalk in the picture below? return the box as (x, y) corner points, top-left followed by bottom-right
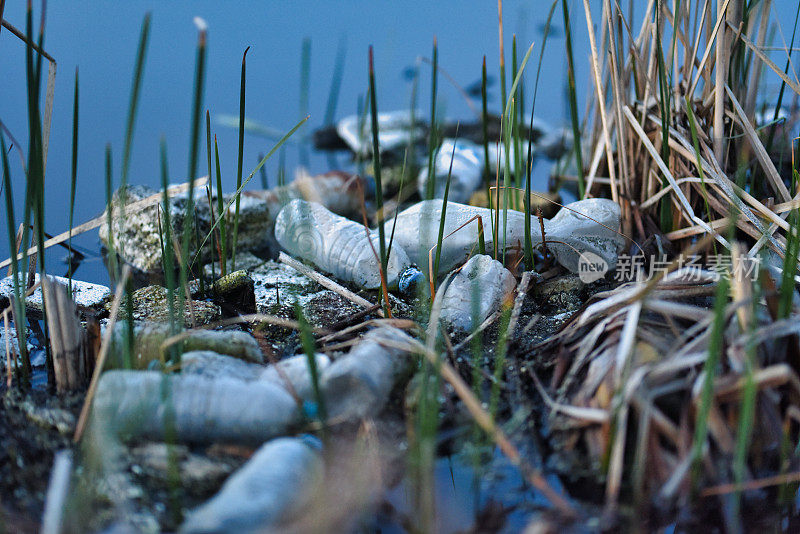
(41, 277), (88, 392)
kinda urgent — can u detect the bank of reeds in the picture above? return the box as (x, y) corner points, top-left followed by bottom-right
(528, 0), (800, 527)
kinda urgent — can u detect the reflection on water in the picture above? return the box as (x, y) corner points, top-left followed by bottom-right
(383, 447), (560, 533)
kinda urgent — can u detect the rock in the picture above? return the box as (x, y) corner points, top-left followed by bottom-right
(179, 436), (322, 534)
(275, 199), (412, 289)
(0, 273), (110, 315)
(107, 285), (221, 328)
(532, 275), (585, 311)
(249, 260), (324, 315)
(303, 290), (369, 329)
(320, 326), (416, 420)
(99, 173), (369, 273)
(130, 442), (235, 496)
(202, 252), (264, 279)
(208, 270), (256, 314)
(20, 399), (76, 436)
(438, 254), (516, 333)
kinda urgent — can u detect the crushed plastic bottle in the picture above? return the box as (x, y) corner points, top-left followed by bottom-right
(437, 254), (516, 333)
(180, 436), (323, 534)
(321, 326), (415, 420)
(274, 199), (412, 289)
(384, 198), (623, 277)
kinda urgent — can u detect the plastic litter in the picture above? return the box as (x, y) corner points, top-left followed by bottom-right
(437, 254), (516, 333)
(335, 109), (423, 156)
(89, 370), (300, 447)
(321, 326), (415, 420)
(385, 198), (623, 277)
(180, 436), (322, 534)
(275, 199), (412, 289)
(417, 138), (484, 203)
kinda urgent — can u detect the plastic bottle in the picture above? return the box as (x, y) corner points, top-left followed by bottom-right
(274, 199), (412, 289)
(384, 198), (622, 277)
(320, 326), (415, 420)
(417, 138), (484, 203)
(437, 254), (516, 333)
(180, 436), (323, 534)
(335, 109), (423, 156)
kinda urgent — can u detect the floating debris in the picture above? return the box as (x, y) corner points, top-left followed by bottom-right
(335, 110), (424, 156)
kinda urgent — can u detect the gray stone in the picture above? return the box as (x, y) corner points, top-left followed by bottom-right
(249, 260), (323, 315)
(0, 273), (110, 314)
(99, 173), (368, 273)
(107, 285), (221, 328)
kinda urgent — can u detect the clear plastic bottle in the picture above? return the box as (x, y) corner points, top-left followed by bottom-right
(437, 254), (516, 333)
(180, 436), (322, 533)
(385, 198), (622, 276)
(417, 138), (484, 203)
(275, 199), (412, 289)
(320, 326), (415, 420)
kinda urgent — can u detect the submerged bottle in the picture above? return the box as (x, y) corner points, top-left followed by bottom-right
(384, 197), (623, 277)
(180, 436), (323, 534)
(274, 199), (412, 290)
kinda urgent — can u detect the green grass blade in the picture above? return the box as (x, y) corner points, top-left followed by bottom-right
(295, 303), (327, 436)
(1, 133), (30, 385)
(299, 38), (311, 167)
(433, 130), (459, 287)
(480, 56), (496, 246)
(368, 46), (389, 313)
(562, 0), (585, 198)
(181, 19), (207, 312)
(68, 67), (79, 293)
(189, 116), (309, 270)
(324, 36), (346, 126)
(425, 37), (439, 200)
(160, 137), (179, 351)
(685, 97), (717, 255)
(214, 137), (226, 276)
(232, 46), (250, 272)
(121, 13), (150, 190)
(257, 153), (268, 189)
